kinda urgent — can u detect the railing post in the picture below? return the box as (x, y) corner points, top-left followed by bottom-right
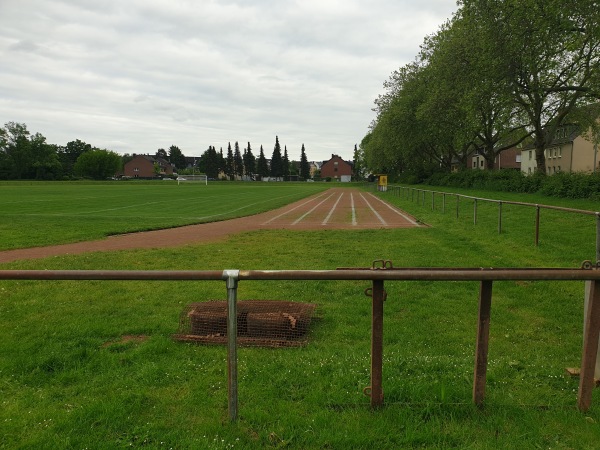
(473, 280), (493, 407)
(578, 279), (600, 411)
(443, 193), (446, 214)
(456, 194), (460, 219)
(535, 205), (540, 247)
(473, 199), (478, 225)
(432, 191), (435, 211)
(596, 212), (600, 261)
(224, 269), (240, 422)
(498, 202), (503, 234)
(370, 279), (385, 408)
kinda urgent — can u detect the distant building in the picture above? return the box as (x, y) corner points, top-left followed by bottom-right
(320, 154), (353, 182)
(123, 154), (174, 178)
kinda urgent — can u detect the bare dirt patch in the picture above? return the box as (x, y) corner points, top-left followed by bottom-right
(0, 188), (422, 263)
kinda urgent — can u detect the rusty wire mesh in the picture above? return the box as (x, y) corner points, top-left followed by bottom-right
(173, 300), (317, 347)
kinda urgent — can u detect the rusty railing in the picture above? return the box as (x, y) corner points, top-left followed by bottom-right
(1, 262), (600, 422)
(381, 185), (600, 261)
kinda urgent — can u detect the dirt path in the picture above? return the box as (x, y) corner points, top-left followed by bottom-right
(0, 188), (422, 263)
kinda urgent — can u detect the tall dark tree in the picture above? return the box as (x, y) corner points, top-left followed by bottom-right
(270, 136), (283, 179)
(282, 145), (290, 180)
(59, 139), (92, 177)
(225, 142), (235, 180)
(257, 145), (269, 179)
(243, 142), (256, 178)
(199, 146), (219, 179)
(352, 144), (365, 181)
(1, 122), (31, 179)
(233, 141), (244, 178)
(300, 144), (311, 180)
(73, 149), (122, 179)
(156, 148), (168, 160)
(168, 145), (186, 170)
(218, 148), (226, 177)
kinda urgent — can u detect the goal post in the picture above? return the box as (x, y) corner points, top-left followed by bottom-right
(177, 175), (208, 185)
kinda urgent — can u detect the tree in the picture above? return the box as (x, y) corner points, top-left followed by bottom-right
(282, 145), (290, 180)
(243, 142), (256, 178)
(199, 146), (220, 179)
(168, 145), (186, 170)
(225, 143), (235, 180)
(28, 132), (62, 180)
(73, 149), (122, 179)
(59, 139), (92, 177)
(156, 148), (168, 160)
(352, 144), (365, 181)
(300, 144), (311, 180)
(460, 0), (600, 173)
(233, 142), (244, 178)
(1, 121), (31, 179)
(257, 145), (269, 179)
(270, 136), (283, 179)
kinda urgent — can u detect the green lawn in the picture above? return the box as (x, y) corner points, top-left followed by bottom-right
(0, 181), (329, 250)
(1, 182), (600, 448)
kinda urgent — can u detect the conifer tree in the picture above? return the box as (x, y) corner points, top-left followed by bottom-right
(282, 145), (290, 180)
(270, 136), (283, 179)
(233, 141), (243, 178)
(300, 143), (310, 180)
(243, 142), (256, 178)
(225, 142), (235, 180)
(257, 145), (269, 179)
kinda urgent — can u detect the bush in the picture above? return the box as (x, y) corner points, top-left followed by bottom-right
(422, 170), (600, 199)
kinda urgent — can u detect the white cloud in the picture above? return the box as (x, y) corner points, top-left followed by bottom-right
(0, 0), (457, 161)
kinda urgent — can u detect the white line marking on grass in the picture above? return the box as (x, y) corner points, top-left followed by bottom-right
(359, 193), (387, 226)
(322, 193), (344, 225)
(292, 193), (335, 225)
(263, 192), (329, 224)
(351, 193), (357, 226)
(367, 193), (421, 226)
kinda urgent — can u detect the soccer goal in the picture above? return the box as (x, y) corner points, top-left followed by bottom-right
(177, 174), (208, 185)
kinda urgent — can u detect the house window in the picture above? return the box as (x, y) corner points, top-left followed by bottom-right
(528, 167), (532, 174)
(480, 160), (484, 167)
(558, 148), (562, 158)
(557, 166), (561, 172)
(473, 161), (477, 168)
(134, 167), (139, 172)
(529, 151), (532, 160)
(334, 167), (338, 172)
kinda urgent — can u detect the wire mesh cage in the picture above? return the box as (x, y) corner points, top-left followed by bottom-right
(173, 300), (318, 347)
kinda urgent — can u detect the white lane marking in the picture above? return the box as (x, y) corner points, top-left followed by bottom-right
(367, 193), (421, 226)
(359, 193), (387, 225)
(322, 193), (344, 225)
(263, 191), (329, 224)
(351, 193), (357, 226)
(292, 193), (335, 225)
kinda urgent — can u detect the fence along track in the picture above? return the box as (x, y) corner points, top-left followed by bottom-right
(1, 262), (600, 421)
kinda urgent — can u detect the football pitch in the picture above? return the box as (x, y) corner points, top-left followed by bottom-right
(0, 181), (329, 251)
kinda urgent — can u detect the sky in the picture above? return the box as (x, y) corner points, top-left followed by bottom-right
(0, 0), (457, 162)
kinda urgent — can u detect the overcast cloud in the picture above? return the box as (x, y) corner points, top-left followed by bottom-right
(0, 0), (457, 161)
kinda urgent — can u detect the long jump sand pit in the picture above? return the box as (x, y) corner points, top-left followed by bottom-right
(0, 188), (422, 263)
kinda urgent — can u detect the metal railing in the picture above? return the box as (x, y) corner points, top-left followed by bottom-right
(1, 262), (600, 421)
(379, 185), (600, 261)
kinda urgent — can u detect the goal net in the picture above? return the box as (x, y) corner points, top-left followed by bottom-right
(177, 174), (208, 185)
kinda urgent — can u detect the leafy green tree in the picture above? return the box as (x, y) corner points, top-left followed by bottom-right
(28, 133), (62, 179)
(300, 144), (310, 180)
(1, 122), (31, 179)
(73, 149), (122, 179)
(257, 145), (269, 179)
(199, 146), (220, 179)
(156, 148), (168, 160)
(270, 136), (283, 179)
(225, 143), (235, 180)
(59, 139), (92, 177)
(233, 142), (244, 178)
(460, 0), (600, 173)
(168, 145), (186, 170)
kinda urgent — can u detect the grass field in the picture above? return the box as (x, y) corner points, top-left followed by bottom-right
(0, 181), (329, 250)
(1, 182), (600, 448)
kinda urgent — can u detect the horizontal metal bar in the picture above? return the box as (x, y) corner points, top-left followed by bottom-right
(2, 268), (600, 282)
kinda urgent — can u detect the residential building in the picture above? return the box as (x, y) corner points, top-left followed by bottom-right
(521, 126), (599, 175)
(320, 154), (352, 182)
(123, 154), (174, 178)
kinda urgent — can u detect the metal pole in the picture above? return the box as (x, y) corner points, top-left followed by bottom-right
(535, 205), (541, 247)
(224, 270), (240, 422)
(596, 213), (600, 263)
(473, 280), (493, 406)
(443, 193), (446, 214)
(432, 191), (435, 211)
(498, 202), (503, 234)
(370, 279), (385, 408)
(473, 199), (478, 225)
(578, 279), (600, 412)
(456, 194), (460, 219)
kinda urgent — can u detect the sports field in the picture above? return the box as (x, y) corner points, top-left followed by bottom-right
(1, 181), (600, 448)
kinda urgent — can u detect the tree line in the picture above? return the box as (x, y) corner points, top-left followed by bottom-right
(361, 0), (600, 182)
(0, 122), (313, 180)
